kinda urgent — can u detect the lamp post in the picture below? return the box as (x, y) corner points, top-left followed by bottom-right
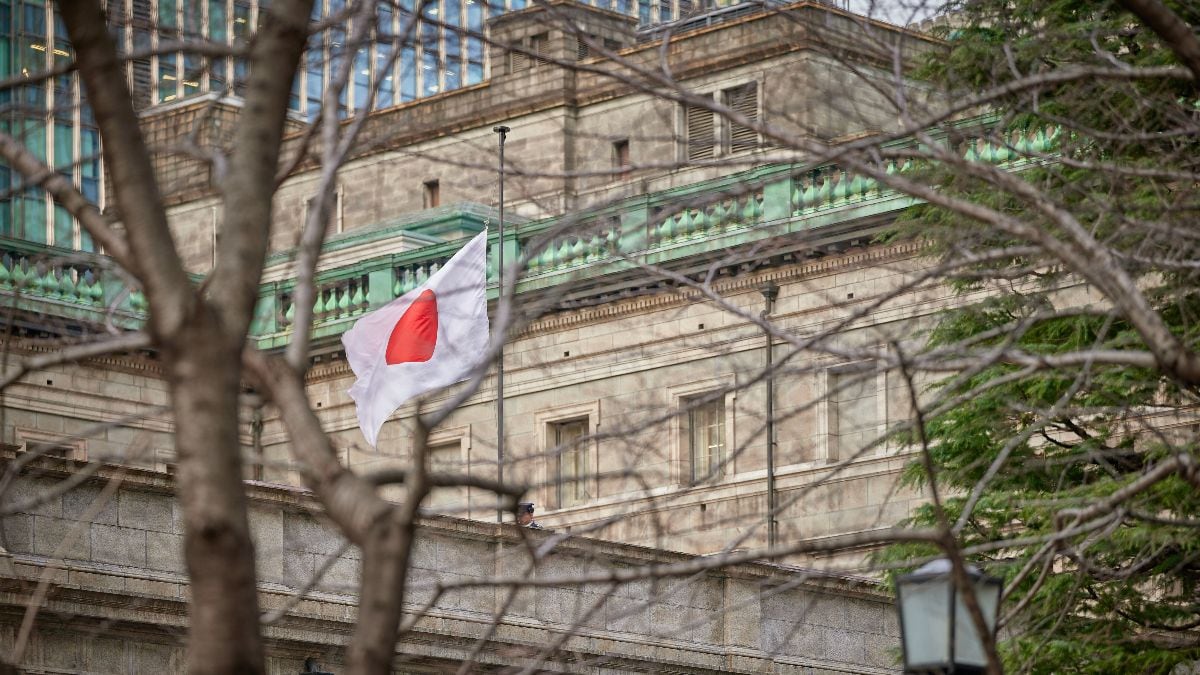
(896, 558), (1003, 674)
(760, 281), (779, 548)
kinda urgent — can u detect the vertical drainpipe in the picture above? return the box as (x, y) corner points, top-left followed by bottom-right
(761, 281), (779, 548)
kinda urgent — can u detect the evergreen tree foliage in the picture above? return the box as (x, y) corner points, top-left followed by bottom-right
(878, 1), (1200, 672)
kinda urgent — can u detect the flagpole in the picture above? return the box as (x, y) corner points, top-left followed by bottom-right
(493, 125), (509, 524)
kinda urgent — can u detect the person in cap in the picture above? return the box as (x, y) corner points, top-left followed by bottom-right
(517, 502), (543, 529)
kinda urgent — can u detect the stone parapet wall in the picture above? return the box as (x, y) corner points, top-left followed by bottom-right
(0, 457), (899, 673)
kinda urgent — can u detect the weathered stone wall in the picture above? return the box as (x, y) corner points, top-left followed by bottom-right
(0, 461), (900, 673)
(269, 242), (938, 558)
(0, 240), (944, 560)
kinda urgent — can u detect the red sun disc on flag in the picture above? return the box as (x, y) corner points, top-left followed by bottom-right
(385, 289), (438, 364)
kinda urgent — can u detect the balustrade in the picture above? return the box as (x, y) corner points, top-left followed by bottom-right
(0, 248), (108, 307)
(4, 117), (1062, 345)
(524, 222), (620, 275)
(650, 189), (763, 248)
(279, 274), (370, 329)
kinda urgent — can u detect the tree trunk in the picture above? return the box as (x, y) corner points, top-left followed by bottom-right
(164, 311), (264, 675)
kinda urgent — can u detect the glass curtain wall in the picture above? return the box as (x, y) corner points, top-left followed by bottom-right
(0, 0), (705, 250)
(123, 0), (686, 124)
(0, 0), (97, 249)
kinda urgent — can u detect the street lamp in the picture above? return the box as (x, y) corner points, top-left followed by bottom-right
(896, 558), (1003, 674)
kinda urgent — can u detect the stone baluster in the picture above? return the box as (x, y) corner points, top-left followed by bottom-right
(536, 241), (555, 272)
(311, 287), (326, 322)
(569, 236), (585, 267)
(689, 208), (706, 238)
(351, 279), (366, 314)
(656, 211), (676, 245)
(963, 138), (979, 162)
(59, 268), (77, 303)
(281, 294), (294, 328)
(336, 283), (350, 316)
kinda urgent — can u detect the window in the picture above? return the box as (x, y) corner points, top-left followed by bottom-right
(427, 441), (464, 509)
(535, 402), (599, 509)
(509, 33), (548, 73)
(612, 139), (630, 179)
(684, 83), (759, 161)
(529, 32), (549, 66)
(423, 179), (440, 208)
(688, 396), (725, 482)
(829, 370), (881, 461)
(304, 188), (343, 234)
(509, 46), (529, 73)
(553, 418), (589, 508)
(724, 82), (758, 152)
(685, 96), (714, 161)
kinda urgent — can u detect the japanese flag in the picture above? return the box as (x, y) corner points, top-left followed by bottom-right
(342, 230), (490, 447)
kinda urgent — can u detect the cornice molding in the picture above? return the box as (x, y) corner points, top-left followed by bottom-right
(301, 241), (921, 384)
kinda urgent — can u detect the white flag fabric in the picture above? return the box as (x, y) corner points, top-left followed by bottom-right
(342, 230), (490, 447)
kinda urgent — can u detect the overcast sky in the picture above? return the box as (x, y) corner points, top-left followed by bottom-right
(845, 0), (943, 27)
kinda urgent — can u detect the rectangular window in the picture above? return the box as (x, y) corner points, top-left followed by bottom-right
(685, 96), (714, 161)
(157, 0), (176, 27)
(724, 82), (758, 152)
(375, 42), (394, 108)
(427, 441), (464, 509)
(423, 179), (439, 208)
(304, 189), (343, 234)
(553, 418), (589, 507)
(352, 45), (369, 110)
(304, 39), (321, 115)
(130, 27), (152, 107)
(183, 53), (202, 96)
(400, 46), (417, 101)
(529, 32), (548, 67)
(182, 0), (202, 37)
(688, 396), (725, 482)
(509, 45), (528, 73)
(830, 370), (880, 461)
(612, 139), (630, 179)
(157, 51), (177, 102)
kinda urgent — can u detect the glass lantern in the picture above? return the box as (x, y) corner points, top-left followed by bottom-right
(896, 558), (1003, 674)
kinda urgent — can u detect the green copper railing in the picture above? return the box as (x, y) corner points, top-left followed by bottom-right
(0, 117), (1057, 349)
(0, 237), (146, 330)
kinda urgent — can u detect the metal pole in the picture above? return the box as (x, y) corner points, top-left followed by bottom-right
(493, 125), (509, 524)
(761, 281), (779, 548)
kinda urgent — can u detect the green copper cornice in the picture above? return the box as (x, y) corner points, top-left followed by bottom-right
(0, 114), (1056, 352)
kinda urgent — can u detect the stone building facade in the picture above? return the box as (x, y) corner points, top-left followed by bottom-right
(0, 0), (979, 670)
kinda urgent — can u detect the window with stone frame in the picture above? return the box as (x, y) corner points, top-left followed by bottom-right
(723, 82), (758, 152)
(423, 179), (440, 208)
(829, 369), (881, 461)
(687, 394), (726, 482)
(304, 187), (343, 234)
(427, 440), (464, 509)
(683, 82), (758, 160)
(529, 32), (550, 66)
(612, 138), (630, 180)
(685, 94), (715, 161)
(552, 417), (590, 508)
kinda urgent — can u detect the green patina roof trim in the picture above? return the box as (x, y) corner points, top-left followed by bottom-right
(1, 112), (1042, 351)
